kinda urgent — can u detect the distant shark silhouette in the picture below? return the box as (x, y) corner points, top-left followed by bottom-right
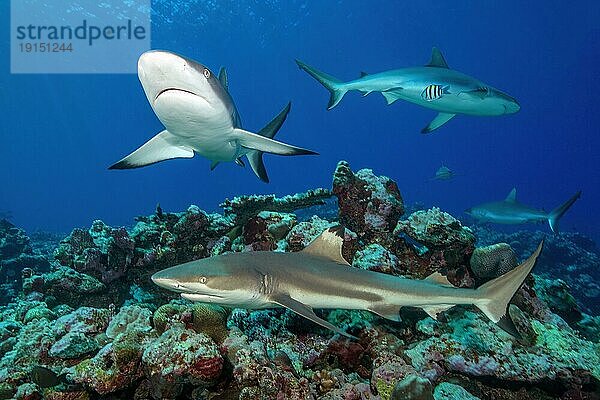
(296, 48), (520, 133)
(110, 50), (317, 182)
(153, 226), (543, 339)
(429, 164), (456, 181)
(466, 188), (581, 233)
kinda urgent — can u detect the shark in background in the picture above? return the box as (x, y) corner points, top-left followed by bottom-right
(152, 226), (543, 339)
(296, 48), (520, 133)
(429, 164), (457, 181)
(110, 50), (317, 182)
(466, 188), (582, 233)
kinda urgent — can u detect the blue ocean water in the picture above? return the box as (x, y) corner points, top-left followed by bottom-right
(0, 0), (598, 243)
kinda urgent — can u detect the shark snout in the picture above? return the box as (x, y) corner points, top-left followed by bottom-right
(503, 98), (520, 114)
(495, 90), (520, 114)
(151, 271), (179, 291)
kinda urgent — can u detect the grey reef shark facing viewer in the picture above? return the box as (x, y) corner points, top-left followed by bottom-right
(153, 226), (544, 340)
(296, 48), (520, 133)
(466, 188), (582, 233)
(429, 164), (457, 181)
(110, 50), (317, 182)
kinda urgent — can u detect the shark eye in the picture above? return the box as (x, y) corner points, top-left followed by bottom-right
(203, 69), (210, 79)
(199, 276), (207, 284)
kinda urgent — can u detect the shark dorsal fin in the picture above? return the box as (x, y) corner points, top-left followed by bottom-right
(301, 226), (350, 265)
(505, 188), (517, 202)
(424, 272), (454, 287)
(426, 47), (449, 69)
(360, 71), (369, 77)
(218, 67), (228, 90)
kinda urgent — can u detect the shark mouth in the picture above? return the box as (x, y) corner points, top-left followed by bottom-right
(154, 87), (202, 102)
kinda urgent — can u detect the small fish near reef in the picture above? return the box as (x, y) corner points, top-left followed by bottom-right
(296, 47), (519, 133)
(466, 188), (581, 233)
(152, 226), (543, 339)
(110, 50), (317, 182)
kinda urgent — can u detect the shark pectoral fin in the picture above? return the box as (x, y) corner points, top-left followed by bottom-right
(210, 161), (219, 170)
(367, 305), (402, 322)
(246, 102), (292, 183)
(235, 128), (318, 157)
(301, 225), (350, 265)
(109, 130), (194, 169)
(270, 293), (356, 339)
(424, 272), (455, 288)
(421, 113), (456, 134)
(381, 88), (404, 105)
(422, 305), (453, 320)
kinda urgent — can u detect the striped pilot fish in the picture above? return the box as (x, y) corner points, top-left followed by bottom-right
(421, 84), (450, 101)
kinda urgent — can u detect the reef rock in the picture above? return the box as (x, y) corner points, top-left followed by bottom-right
(394, 208), (476, 285)
(220, 188), (332, 227)
(142, 323), (223, 398)
(470, 243), (518, 280)
(0, 220), (50, 302)
(54, 221), (134, 284)
(332, 161), (404, 244)
(406, 309), (600, 391)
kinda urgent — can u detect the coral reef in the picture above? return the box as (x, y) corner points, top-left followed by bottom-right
(471, 225), (600, 313)
(470, 242), (518, 280)
(332, 160), (404, 245)
(220, 188), (332, 226)
(0, 162), (598, 399)
(0, 220), (50, 304)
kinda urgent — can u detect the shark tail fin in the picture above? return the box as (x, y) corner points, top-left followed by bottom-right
(295, 60), (347, 109)
(547, 191), (581, 234)
(474, 241), (543, 338)
(247, 102), (292, 183)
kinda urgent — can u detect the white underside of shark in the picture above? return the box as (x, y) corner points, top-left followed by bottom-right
(110, 50), (317, 182)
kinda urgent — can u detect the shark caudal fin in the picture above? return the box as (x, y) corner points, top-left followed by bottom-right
(474, 241), (543, 338)
(295, 60), (347, 109)
(109, 130), (194, 169)
(246, 102), (292, 183)
(548, 191), (581, 234)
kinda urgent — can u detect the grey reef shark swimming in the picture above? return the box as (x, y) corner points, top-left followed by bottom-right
(296, 48), (520, 133)
(466, 188), (582, 233)
(110, 50), (317, 182)
(153, 226), (544, 339)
